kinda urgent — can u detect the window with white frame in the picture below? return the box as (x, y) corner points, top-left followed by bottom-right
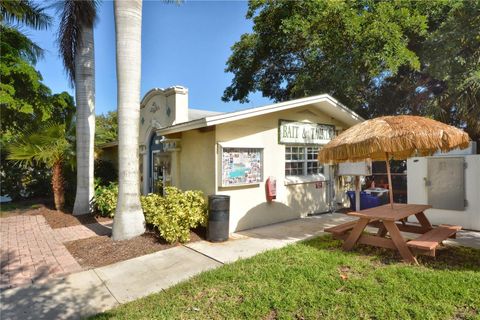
(285, 146), (324, 176)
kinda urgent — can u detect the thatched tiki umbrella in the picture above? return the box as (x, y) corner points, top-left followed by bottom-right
(318, 115), (470, 209)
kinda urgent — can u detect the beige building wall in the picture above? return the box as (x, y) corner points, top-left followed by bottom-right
(100, 87), (358, 231)
(139, 86), (188, 147)
(138, 87), (188, 194)
(176, 129), (216, 196)
(175, 105), (350, 232)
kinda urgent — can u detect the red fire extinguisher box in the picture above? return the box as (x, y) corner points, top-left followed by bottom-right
(266, 176), (276, 202)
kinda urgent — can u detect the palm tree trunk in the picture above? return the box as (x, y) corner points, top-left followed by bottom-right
(52, 161), (65, 211)
(73, 25), (95, 215)
(112, 0), (145, 240)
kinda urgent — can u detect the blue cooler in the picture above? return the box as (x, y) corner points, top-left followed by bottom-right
(347, 191), (381, 210)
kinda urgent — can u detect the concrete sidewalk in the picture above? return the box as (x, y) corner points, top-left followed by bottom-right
(0, 246), (221, 320)
(184, 212), (355, 263)
(1, 213), (479, 320)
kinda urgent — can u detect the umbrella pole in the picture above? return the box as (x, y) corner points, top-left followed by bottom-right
(385, 153), (394, 208)
(354, 176), (361, 212)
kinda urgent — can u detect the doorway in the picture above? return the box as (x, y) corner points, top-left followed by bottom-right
(151, 151), (171, 194)
(149, 133), (171, 194)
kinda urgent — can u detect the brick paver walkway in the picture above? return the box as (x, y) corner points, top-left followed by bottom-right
(53, 221), (112, 243)
(0, 215), (112, 290)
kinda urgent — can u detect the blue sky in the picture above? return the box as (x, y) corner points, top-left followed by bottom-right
(30, 0), (272, 115)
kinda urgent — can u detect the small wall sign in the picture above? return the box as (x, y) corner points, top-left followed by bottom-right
(163, 139), (181, 152)
(279, 120), (335, 145)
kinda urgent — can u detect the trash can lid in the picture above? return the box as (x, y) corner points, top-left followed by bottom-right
(208, 195), (230, 199)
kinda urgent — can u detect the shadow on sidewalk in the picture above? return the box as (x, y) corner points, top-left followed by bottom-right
(1, 271), (115, 320)
(1, 248), (79, 291)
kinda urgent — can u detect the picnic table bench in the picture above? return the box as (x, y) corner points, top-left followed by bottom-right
(325, 204), (462, 264)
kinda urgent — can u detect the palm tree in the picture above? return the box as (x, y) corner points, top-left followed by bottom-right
(112, 0), (145, 240)
(0, 0), (51, 63)
(7, 123), (74, 211)
(0, 0), (51, 30)
(56, 0), (99, 215)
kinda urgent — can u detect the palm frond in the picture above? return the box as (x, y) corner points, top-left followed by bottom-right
(0, 0), (51, 30)
(0, 24), (43, 63)
(7, 123), (72, 168)
(55, 0), (99, 85)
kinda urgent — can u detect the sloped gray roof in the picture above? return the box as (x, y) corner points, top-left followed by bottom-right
(188, 108), (222, 121)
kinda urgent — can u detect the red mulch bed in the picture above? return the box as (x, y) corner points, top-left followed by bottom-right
(3, 198), (208, 268)
(33, 208), (111, 229)
(65, 226), (206, 269)
(1, 198), (112, 228)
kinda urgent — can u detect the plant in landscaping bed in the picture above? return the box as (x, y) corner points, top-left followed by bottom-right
(93, 182), (118, 218)
(7, 123), (74, 211)
(92, 184), (207, 243)
(141, 187), (207, 244)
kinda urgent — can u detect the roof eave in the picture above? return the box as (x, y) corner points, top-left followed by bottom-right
(157, 94), (364, 135)
(157, 118), (208, 135)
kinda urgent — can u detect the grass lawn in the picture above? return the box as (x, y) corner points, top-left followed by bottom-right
(92, 235), (480, 320)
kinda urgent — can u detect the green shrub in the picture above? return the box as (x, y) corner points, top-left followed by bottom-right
(93, 182), (118, 217)
(141, 186), (207, 243)
(92, 184), (207, 242)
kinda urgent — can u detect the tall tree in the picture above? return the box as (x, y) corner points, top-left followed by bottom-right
(57, 0), (99, 215)
(0, 26), (52, 134)
(112, 0), (145, 240)
(421, 0), (480, 143)
(1, 2), (76, 202)
(223, 0), (427, 108)
(223, 0), (479, 145)
(1, 0), (52, 133)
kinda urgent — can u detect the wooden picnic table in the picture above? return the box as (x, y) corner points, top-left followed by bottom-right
(325, 203), (461, 264)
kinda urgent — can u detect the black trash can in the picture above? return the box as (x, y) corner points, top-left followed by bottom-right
(207, 195), (230, 242)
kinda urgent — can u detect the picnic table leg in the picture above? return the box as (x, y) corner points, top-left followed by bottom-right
(377, 224), (388, 237)
(343, 218), (369, 251)
(383, 221), (418, 264)
(415, 212), (433, 231)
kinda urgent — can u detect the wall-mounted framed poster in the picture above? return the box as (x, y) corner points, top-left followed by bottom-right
(220, 147), (263, 187)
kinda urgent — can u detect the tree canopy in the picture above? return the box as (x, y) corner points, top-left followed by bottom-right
(223, 0), (480, 144)
(96, 111), (118, 146)
(0, 2), (75, 139)
(55, 0), (99, 85)
(0, 33), (75, 139)
(0, 0), (51, 30)
(1, 1), (76, 201)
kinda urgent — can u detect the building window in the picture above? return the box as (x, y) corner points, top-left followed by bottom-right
(285, 146), (323, 176)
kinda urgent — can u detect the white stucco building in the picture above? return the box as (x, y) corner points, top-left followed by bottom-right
(102, 86), (364, 232)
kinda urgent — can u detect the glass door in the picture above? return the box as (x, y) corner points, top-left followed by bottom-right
(151, 151), (163, 194)
(151, 151), (171, 194)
